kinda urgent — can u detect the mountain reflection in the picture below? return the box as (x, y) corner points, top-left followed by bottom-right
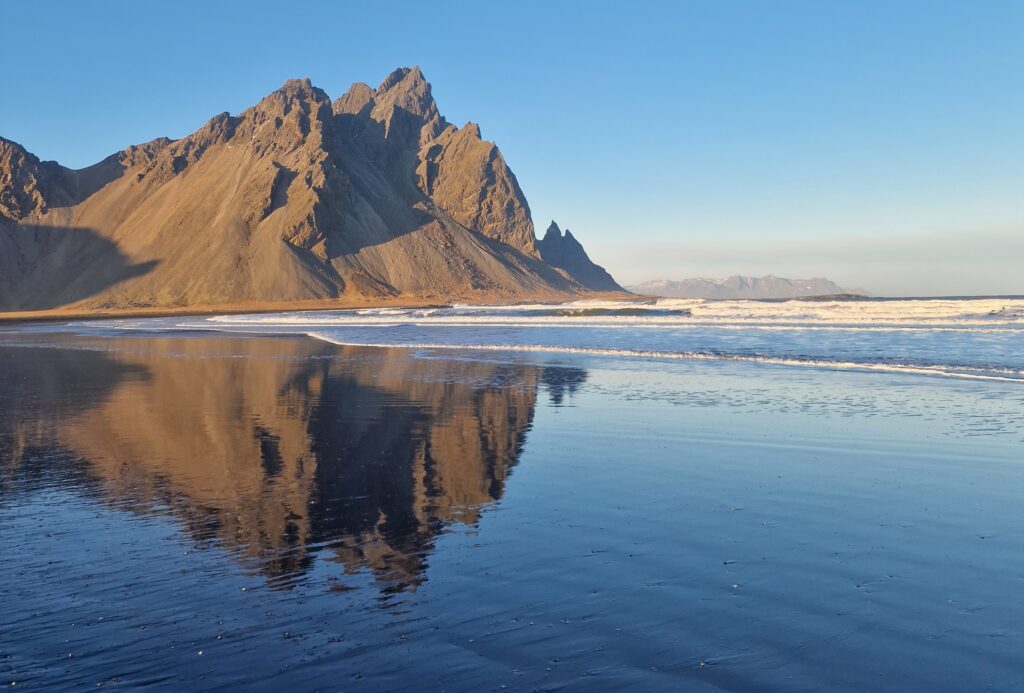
(0, 336), (586, 594)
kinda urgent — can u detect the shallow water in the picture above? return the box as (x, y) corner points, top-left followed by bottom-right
(1, 327), (1023, 690)
(50, 296), (1024, 382)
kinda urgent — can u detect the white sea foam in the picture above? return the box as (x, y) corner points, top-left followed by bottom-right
(206, 297), (1024, 328)
(305, 333), (1024, 383)
(61, 297), (1024, 383)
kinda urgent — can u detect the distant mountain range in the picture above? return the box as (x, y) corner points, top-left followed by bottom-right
(629, 275), (865, 299)
(0, 67), (621, 313)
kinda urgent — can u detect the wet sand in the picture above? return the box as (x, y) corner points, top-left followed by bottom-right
(1, 333), (1022, 690)
(0, 292), (639, 325)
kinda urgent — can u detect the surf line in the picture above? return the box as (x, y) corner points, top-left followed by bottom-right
(304, 333), (1023, 384)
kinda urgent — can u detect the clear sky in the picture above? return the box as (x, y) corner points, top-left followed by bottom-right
(4, 1), (1022, 295)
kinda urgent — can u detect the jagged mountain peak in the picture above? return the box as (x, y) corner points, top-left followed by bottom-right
(538, 221), (621, 292)
(372, 65), (436, 121)
(278, 77), (321, 95)
(543, 221), (578, 244)
(377, 66), (428, 93)
(378, 66), (413, 91)
(335, 67), (434, 119)
(250, 78), (331, 117)
(1, 136), (32, 158)
(0, 136), (75, 221)
(334, 82), (375, 116)
(0, 67), (623, 312)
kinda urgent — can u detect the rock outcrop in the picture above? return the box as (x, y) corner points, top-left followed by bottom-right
(0, 68), (621, 312)
(333, 67), (537, 255)
(538, 221), (622, 292)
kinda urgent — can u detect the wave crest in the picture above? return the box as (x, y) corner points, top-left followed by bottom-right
(305, 333), (1024, 383)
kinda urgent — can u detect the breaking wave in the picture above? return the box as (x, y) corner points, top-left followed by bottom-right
(305, 333), (1024, 383)
(54, 296), (1024, 383)
(206, 296), (1024, 328)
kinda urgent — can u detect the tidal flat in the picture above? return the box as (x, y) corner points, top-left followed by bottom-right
(1, 332), (1023, 690)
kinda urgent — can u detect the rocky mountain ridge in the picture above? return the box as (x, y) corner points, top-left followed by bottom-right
(0, 67), (622, 312)
(630, 275), (863, 299)
(538, 221), (620, 292)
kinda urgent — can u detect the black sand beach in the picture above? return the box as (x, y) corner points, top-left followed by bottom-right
(1, 331), (1023, 689)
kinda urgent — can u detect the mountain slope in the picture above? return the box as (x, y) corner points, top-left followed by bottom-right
(0, 68), (621, 312)
(630, 275), (859, 299)
(538, 221), (621, 292)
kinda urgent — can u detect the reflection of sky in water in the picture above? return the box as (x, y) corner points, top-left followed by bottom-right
(312, 323), (1024, 375)
(572, 358), (1024, 442)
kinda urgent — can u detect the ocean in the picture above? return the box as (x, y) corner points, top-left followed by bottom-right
(1, 297), (1022, 689)
(78, 296), (1024, 382)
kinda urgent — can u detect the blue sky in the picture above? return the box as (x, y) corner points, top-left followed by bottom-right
(4, 1), (1022, 295)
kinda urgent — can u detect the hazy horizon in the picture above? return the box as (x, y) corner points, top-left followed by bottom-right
(4, 0), (1021, 296)
(604, 226), (1024, 297)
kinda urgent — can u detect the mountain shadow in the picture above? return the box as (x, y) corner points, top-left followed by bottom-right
(0, 225), (158, 311)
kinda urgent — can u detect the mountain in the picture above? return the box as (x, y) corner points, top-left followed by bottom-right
(629, 275), (862, 299)
(0, 67), (622, 313)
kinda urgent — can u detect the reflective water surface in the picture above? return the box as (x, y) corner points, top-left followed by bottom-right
(1, 336), (572, 594)
(1, 332), (1023, 690)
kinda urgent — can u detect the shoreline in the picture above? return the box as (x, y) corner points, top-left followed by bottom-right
(3, 292), (1019, 326)
(0, 291), (640, 326)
